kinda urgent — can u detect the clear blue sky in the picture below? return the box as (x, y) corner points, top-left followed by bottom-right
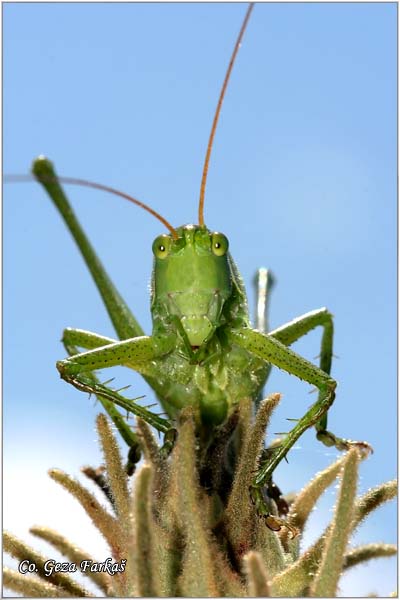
(4, 3), (396, 595)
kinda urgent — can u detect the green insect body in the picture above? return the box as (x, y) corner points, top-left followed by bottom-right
(37, 144), (368, 486)
(22, 4), (372, 530)
(149, 225), (268, 425)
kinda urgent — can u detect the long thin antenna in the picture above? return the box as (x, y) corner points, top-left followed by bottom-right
(6, 174), (178, 239)
(198, 3), (254, 227)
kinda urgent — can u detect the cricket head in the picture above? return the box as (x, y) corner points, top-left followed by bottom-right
(151, 225), (232, 348)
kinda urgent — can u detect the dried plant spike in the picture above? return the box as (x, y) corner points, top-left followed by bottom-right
(243, 550), (270, 597)
(270, 472), (397, 597)
(353, 479), (397, 531)
(343, 543), (397, 571)
(3, 567), (68, 598)
(4, 418), (396, 598)
(48, 469), (123, 557)
(251, 394), (282, 471)
(171, 409), (219, 597)
(136, 417), (161, 465)
(151, 518), (182, 598)
(3, 532), (91, 596)
(223, 397), (254, 556)
(310, 448), (359, 597)
(254, 521), (286, 579)
(209, 541), (246, 597)
(280, 452), (348, 548)
(200, 408), (240, 492)
(96, 413), (130, 525)
(132, 463), (156, 597)
(225, 394), (280, 559)
(29, 526), (112, 593)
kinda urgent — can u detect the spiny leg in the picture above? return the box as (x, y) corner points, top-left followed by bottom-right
(63, 331), (143, 482)
(59, 330), (175, 433)
(33, 159), (183, 459)
(229, 327), (336, 524)
(269, 308), (371, 454)
(230, 319), (371, 530)
(253, 269), (289, 514)
(32, 160), (175, 407)
(61, 329), (176, 457)
(62, 327), (143, 475)
(253, 268), (275, 397)
(31, 159), (160, 477)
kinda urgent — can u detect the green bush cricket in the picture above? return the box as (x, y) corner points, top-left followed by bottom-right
(8, 4), (374, 533)
(7, 4), (396, 540)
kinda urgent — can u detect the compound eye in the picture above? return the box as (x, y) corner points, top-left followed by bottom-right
(152, 235), (171, 259)
(211, 232), (229, 256)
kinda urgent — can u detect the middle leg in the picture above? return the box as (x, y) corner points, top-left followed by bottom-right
(268, 308), (371, 453)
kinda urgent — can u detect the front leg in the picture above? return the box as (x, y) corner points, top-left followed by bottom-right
(229, 326), (338, 529)
(62, 327), (143, 473)
(229, 327), (337, 481)
(57, 333), (176, 434)
(269, 308), (372, 454)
